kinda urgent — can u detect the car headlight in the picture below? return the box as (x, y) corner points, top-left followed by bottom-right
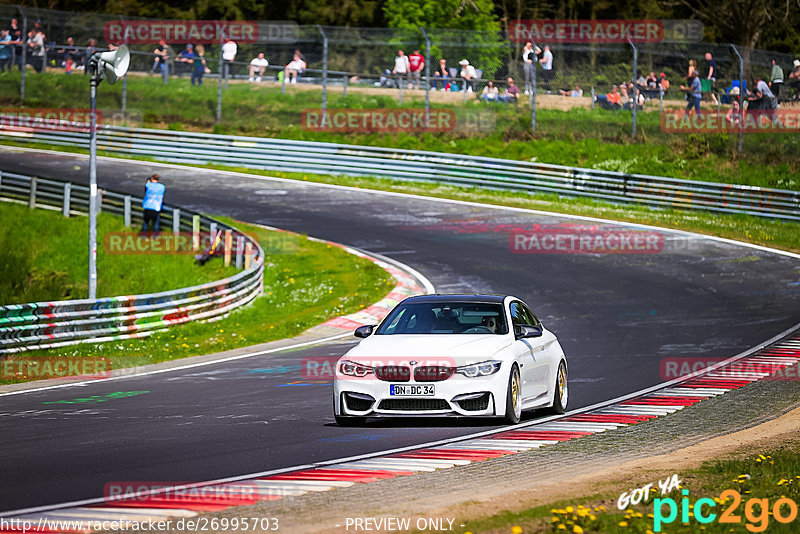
(455, 360), (502, 377)
(338, 360), (373, 377)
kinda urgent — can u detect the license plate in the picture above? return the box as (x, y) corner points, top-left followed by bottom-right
(390, 384), (435, 396)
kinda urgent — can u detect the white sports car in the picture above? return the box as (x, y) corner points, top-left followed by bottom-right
(333, 294), (568, 425)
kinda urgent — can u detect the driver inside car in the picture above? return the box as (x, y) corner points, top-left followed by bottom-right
(481, 315), (498, 333)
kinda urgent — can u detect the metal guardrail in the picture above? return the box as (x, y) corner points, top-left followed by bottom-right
(1, 123), (799, 221)
(0, 170), (264, 354)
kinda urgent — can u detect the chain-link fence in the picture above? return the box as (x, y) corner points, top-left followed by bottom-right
(1, 4), (798, 152)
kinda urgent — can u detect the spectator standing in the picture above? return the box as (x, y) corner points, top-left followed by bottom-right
(58, 37), (77, 74)
(459, 59), (477, 93)
(480, 80), (499, 101)
(539, 44), (553, 93)
(284, 52), (305, 84)
(433, 58), (449, 91)
(0, 29), (11, 71)
(522, 42), (536, 95)
(392, 49), (409, 89)
(645, 72), (657, 88)
(770, 59), (784, 99)
(152, 39), (168, 84)
(26, 29), (45, 73)
(658, 73), (670, 92)
(248, 52), (268, 82)
(680, 70), (703, 118)
(705, 52), (719, 103)
(221, 37), (237, 80)
(84, 38), (97, 75)
(498, 77), (520, 103)
(8, 18), (23, 71)
(408, 49), (424, 90)
(191, 44), (207, 85)
(141, 174), (166, 233)
(175, 44), (194, 76)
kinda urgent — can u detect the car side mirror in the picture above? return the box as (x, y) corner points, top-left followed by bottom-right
(515, 324), (543, 339)
(354, 325), (375, 338)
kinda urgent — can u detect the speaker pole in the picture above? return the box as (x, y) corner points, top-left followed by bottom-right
(88, 53), (100, 299)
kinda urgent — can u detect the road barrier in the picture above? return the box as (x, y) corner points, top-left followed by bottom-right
(0, 170), (264, 354)
(1, 123), (798, 221)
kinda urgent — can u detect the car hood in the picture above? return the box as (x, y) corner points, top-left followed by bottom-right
(344, 334), (512, 365)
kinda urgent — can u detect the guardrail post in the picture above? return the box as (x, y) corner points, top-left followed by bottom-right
(244, 241), (253, 269)
(192, 215), (200, 250)
(63, 182), (72, 217)
(224, 230), (232, 266)
(172, 208), (180, 235)
(209, 222), (218, 241)
(420, 27), (431, 128)
(123, 195), (131, 226)
(28, 176), (36, 209)
(235, 235), (244, 268)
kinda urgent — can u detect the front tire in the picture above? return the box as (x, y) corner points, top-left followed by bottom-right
(504, 365), (522, 424)
(548, 361), (568, 414)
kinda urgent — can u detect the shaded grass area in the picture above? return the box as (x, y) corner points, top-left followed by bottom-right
(453, 441), (800, 533)
(0, 200), (237, 304)
(1, 218), (395, 384)
(0, 71), (798, 190)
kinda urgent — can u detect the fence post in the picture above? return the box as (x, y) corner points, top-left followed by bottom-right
(731, 44), (744, 153)
(342, 74), (348, 96)
(318, 25), (328, 120)
(63, 182), (71, 217)
(630, 38), (638, 139)
(244, 241), (253, 269)
(420, 27), (431, 129)
(659, 86), (664, 114)
(120, 15), (128, 115)
(209, 222), (218, 242)
(172, 207), (180, 235)
(28, 176), (36, 209)
(224, 229), (232, 266)
(590, 86), (595, 110)
(281, 64), (287, 94)
(123, 195), (132, 226)
(235, 235), (244, 268)
(192, 214), (200, 250)
(530, 43), (537, 133)
(18, 8), (26, 102)
(216, 25), (225, 124)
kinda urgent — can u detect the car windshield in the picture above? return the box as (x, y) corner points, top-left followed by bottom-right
(376, 302), (508, 335)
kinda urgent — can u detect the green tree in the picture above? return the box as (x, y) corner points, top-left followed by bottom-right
(383, 0), (505, 79)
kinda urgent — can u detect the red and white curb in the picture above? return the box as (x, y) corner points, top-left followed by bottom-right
(3, 334), (798, 531)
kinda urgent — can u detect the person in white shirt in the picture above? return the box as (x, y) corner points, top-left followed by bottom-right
(539, 44), (554, 93)
(221, 38), (237, 80)
(522, 42), (539, 95)
(249, 53), (269, 82)
(284, 52), (306, 84)
(459, 59), (477, 93)
(392, 49), (410, 89)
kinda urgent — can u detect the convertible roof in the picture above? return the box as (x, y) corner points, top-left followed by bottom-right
(401, 294), (507, 304)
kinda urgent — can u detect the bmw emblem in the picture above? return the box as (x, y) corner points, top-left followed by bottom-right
(409, 361), (417, 366)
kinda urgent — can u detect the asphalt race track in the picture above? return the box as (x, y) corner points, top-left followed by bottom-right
(1, 148), (799, 513)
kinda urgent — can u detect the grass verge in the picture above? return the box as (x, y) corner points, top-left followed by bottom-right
(0, 71), (798, 189)
(0, 200), (237, 304)
(453, 440), (800, 533)
(1, 213), (395, 385)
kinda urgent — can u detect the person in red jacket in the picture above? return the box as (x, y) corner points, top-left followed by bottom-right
(408, 49), (425, 90)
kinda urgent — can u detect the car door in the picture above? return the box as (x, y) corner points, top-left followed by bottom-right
(509, 301), (550, 403)
(520, 303), (559, 401)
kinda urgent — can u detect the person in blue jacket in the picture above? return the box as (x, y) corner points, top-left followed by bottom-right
(142, 174), (166, 232)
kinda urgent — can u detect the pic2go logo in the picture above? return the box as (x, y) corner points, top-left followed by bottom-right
(653, 489), (799, 532)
